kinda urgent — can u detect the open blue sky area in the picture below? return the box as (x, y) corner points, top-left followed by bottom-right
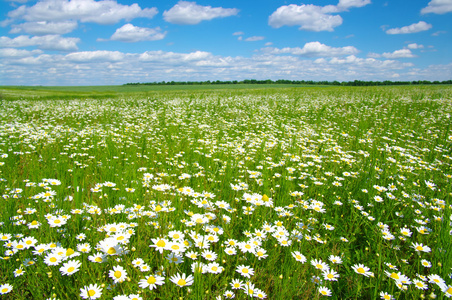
(0, 0), (451, 85)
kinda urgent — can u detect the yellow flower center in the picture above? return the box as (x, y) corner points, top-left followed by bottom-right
(242, 268), (248, 273)
(147, 276), (156, 284)
(88, 290), (96, 297)
(1, 288), (8, 293)
(156, 240), (165, 247)
(114, 271), (122, 278)
(177, 279), (186, 286)
(68, 267), (75, 273)
(390, 273), (399, 279)
(95, 257), (102, 262)
(357, 267), (365, 273)
(107, 247), (116, 255)
(50, 257), (57, 263)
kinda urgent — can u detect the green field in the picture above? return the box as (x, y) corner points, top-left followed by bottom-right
(0, 86), (451, 299)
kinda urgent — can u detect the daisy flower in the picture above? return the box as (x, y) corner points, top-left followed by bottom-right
(202, 250), (218, 261)
(138, 274), (165, 290)
(13, 267), (25, 277)
(109, 265), (127, 283)
(80, 284), (103, 299)
(170, 273), (194, 288)
(59, 260), (81, 276)
(254, 289), (267, 299)
(88, 252), (106, 263)
(352, 264), (373, 277)
(411, 242), (431, 253)
(0, 283), (12, 295)
(323, 269), (339, 281)
(311, 259), (329, 271)
(224, 290), (235, 299)
(150, 238), (168, 253)
(413, 279), (428, 290)
(328, 255), (342, 264)
(206, 262), (223, 274)
(236, 265), (254, 278)
(230, 279), (244, 290)
(318, 286), (332, 297)
(380, 291), (394, 300)
(292, 251), (307, 263)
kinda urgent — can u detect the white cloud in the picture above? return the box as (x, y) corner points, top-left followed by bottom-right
(245, 36), (265, 42)
(432, 30), (447, 36)
(268, 4), (342, 32)
(233, 31), (244, 36)
(369, 49), (416, 59)
(421, 0), (452, 14)
(263, 42), (359, 57)
(407, 43), (424, 49)
(65, 50), (125, 62)
(8, 0), (158, 25)
(10, 21), (78, 35)
(108, 24), (166, 43)
(1, 49), (449, 86)
(337, 0), (371, 10)
(386, 21), (432, 34)
(163, 1), (239, 25)
(0, 48), (42, 58)
(0, 35), (79, 51)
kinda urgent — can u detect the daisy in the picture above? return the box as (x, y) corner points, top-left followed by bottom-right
(444, 286), (452, 298)
(185, 251), (198, 260)
(131, 258), (145, 268)
(206, 262), (223, 274)
(411, 242), (431, 253)
(13, 267), (25, 277)
(224, 290), (235, 299)
(128, 294), (142, 300)
(236, 265), (254, 278)
(44, 252), (63, 266)
(292, 251), (307, 263)
(80, 284), (103, 299)
(318, 286), (332, 297)
(0, 284), (12, 295)
(413, 279), (428, 290)
(352, 264), (373, 277)
(230, 279), (244, 290)
(323, 269), (339, 281)
(202, 250), (218, 261)
(166, 252), (184, 264)
(150, 238), (168, 253)
(224, 247), (237, 255)
(380, 291), (394, 300)
(254, 289), (267, 299)
(59, 260), (81, 276)
(138, 274), (165, 290)
(328, 255), (342, 264)
(139, 264), (151, 272)
(170, 273), (194, 288)
(109, 265), (128, 283)
(88, 252), (106, 263)
(311, 259), (329, 271)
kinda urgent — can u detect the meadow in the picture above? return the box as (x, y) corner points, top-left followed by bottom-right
(0, 85), (451, 299)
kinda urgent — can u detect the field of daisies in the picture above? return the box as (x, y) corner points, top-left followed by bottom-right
(0, 86), (451, 300)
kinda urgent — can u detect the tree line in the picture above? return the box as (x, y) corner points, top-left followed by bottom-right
(124, 79), (452, 86)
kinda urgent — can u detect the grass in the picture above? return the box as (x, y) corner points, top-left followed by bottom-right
(0, 85), (451, 299)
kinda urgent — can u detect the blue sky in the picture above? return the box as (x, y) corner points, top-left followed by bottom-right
(0, 0), (451, 85)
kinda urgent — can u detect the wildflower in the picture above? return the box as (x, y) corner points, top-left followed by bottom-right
(421, 259), (432, 268)
(224, 290), (235, 298)
(328, 255), (342, 264)
(323, 269), (339, 281)
(230, 279), (244, 290)
(254, 289), (267, 299)
(59, 260), (81, 276)
(411, 242), (431, 253)
(202, 250), (218, 261)
(0, 284), (13, 295)
(138, 274), (165, 290)
(380, 291), (394, 300)
(292, 251), (307, 263)
(166, 252), (184, 264)
(80, 284), (103, 299)
(318, 286), (332, 296)
(170, 273), (194, 287)
(413, 279), (428, 290)
(109, 265), (127, 283)
(352, 264), (373, 277)
(206, 262), (224, 274)
(88, 252), (106, 263)
(13, 267), (25, 277)
(311, 259), (329, 271)
(150, 238), (168, 253)
(236, 265), (254, 278)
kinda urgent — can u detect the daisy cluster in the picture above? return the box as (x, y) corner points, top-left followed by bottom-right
(0, 87), (451, 299)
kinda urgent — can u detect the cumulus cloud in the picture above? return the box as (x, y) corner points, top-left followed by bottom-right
(8, 0), (158, 25)
(65, 50), (125, 62)
(268, 4), (342, 31)
(263, 42), (359, 57)
(0, 35), (79, 51)
(2, 48), (449, 86)
(0, 48), (42, 58)
(163, 1), (239, 25)
(386, 21), (432, 34)
(245, 36), (265, 42)
(421, 0), (452, 14)
(108, 24), (166, 42)
(10, 21), (78, 35)
(407, 43), (424, 49)
(369, 49), (416, 59)
(337, 0), (371, 10)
